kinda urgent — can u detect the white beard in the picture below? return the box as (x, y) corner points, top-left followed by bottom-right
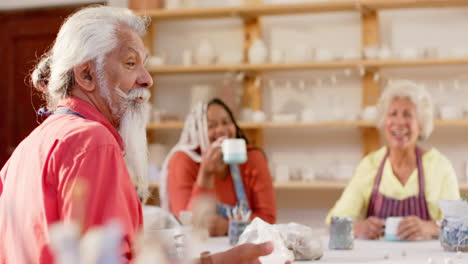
(117, 87), (151, 202)
(96, 64), (152, 201)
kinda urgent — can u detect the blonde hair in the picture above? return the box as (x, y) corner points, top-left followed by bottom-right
(376, 80), (434, 140)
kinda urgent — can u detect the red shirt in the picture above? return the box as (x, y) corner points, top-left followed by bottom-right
(0, 97), (143, 263)
(167, 149), (276, 224)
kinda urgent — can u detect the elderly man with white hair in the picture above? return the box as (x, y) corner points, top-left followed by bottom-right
(327, 81), (460, 241)
(0, 6), (279, 264)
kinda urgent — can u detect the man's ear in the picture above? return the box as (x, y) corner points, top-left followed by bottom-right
(73, 61), (97, 93)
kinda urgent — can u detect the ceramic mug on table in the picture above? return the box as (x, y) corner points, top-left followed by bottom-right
(329, 216), (354, 250)
(221, 138), (247, 164)
(385, 216), (403, 241)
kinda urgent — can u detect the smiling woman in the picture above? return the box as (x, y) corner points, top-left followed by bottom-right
(326, 81), (460, 241)
(159, 98), (276, 237)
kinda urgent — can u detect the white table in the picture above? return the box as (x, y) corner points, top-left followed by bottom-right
(199, 236), (467, 264)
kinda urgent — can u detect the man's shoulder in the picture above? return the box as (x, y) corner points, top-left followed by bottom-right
(54, 118), (120, 150)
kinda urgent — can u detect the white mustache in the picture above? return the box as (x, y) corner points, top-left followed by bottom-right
(116, 87), (150, 104)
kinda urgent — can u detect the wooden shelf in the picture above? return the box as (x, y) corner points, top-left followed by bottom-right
(362, 0), (468, 10)
(138, 0), (468, 21)
(147, 58), (468, 75)
(147, 120), (468, 130)
(365, 58), (468, 69)
(435, 120), (468, 127)
(147, 121), (184, 130)
(146, 61), (359, 74)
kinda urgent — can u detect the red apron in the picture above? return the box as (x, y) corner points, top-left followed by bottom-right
(366, 147), (431, 220)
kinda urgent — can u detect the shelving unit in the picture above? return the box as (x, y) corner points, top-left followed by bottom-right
(141, 0), (468, 155)
(136, 0), (468, 206)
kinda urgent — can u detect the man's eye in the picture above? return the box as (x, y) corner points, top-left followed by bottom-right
(126, 62), (136, 67)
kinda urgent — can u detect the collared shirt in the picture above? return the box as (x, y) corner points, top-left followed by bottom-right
(326, 146), (460, 223)
(0, 97), (142, 263)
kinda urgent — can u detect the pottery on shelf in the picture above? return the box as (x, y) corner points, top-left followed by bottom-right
(248, 39), (268, 64)
(270, 49), (284, 64)
(218, 51), (243, 64)
(195, 39), (216, 65)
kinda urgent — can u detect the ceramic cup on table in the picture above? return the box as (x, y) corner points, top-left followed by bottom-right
(384, 216), (403, 241)
(221, 138), (247, 164)
(329, 216), (354, 250)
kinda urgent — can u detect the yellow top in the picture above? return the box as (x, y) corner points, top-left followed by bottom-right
(326, 146), (460, 223)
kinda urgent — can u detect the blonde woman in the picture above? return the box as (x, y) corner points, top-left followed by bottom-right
(327, 81), (460, 241)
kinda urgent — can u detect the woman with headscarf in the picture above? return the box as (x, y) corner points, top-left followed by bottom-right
(327, 81), (460, 241)
(160, 98), (276, 236)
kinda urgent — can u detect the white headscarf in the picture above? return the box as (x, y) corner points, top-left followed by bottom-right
(159, 102), (210, 210)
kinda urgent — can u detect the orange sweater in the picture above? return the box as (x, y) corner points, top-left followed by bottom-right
(167, 148), (276, 224)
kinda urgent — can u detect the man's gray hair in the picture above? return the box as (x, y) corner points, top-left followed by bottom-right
(376, 80), (434, 140)
(32, 5), (149, 109)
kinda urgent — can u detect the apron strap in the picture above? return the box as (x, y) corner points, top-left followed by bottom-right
(216, 164), (250, 219)
(367, 150), (389, 216)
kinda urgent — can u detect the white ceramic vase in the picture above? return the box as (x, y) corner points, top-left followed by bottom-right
(195, 39), (216, 65)
(248, 39), (268, 64)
